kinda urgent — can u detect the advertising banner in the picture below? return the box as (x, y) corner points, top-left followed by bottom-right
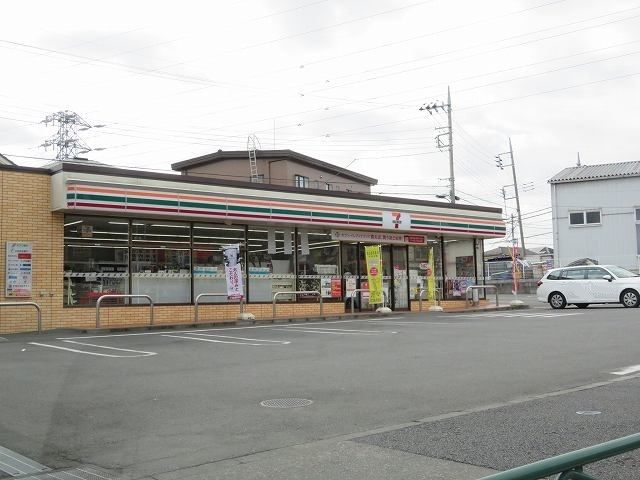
(222, 244), (244, 299)
(364, 245), (383, 305)
(427, 247), (436, 301)
(5, 242), (32, 297)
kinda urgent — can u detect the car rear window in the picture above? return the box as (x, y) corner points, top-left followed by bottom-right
(546, 272), (560, 280)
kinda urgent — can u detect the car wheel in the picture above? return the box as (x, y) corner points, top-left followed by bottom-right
(549, 292), (566, 309)
(620, 289), (640, 308)
(575, 303), (589, 309)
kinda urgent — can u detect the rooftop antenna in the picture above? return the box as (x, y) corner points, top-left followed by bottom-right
(576, 152), (581, 167)
(247, 134), (262, 183)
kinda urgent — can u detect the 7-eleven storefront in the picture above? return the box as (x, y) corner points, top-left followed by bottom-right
(0, 163), (505, 332)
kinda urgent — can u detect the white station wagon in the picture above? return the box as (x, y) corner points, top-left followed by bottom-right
(537, 265), (640, 309)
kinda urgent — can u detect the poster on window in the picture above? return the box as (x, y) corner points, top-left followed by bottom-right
(5, 242), (32, 297)
(222, 244), (244, 299)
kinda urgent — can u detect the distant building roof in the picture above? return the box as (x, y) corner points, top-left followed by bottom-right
(42, 157), (107, 169)
(549, 161), (640, 184)
(171, 149), (378, 186)
(484, 246), (538, 259)
(0, 153), (15, 165)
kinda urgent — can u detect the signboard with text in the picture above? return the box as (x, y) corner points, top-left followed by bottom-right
(331, 229), (426, 245)
(5, 242), (32, 297)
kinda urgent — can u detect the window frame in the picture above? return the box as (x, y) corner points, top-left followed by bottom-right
(568, 209), (601, 227)
(294, 174), (310, 188)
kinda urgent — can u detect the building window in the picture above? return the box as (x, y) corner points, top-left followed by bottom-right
(409, 241), (442, 301)
(131, 221), (191, 303)
(250, 174), (264, 183)
(192, 224), (246, 302)
(63, 216), (129, 306)
(569, 210), (601, 226)
(294, 175), (309, 188)
(443, 239), (475, 298)
(297, 229), (341, 300)
(247, 227), (295, 302)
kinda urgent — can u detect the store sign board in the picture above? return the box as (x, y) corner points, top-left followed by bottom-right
(5, 242), (32, 297)
(331, 229), (426, 245)
(382, 211), (411, 230)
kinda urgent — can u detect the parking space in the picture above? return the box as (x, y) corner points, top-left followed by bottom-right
(23, 318), (406, 358)
(3, 307), (640, 480)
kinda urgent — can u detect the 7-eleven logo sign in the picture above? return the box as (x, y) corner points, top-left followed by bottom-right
(383, 211), (410, 230)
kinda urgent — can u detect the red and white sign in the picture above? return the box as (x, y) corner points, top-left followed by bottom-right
(382, 211), (411, 230)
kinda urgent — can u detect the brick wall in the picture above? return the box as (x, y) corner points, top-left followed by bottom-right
(0, 169), (63, 334)
(0, 172), (348, 334)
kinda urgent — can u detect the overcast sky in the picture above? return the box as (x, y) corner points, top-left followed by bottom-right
(3, 0), (640, 249)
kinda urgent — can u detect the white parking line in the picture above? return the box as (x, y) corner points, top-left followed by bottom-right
(281, 326), (388, 333)
(62, 340), (158, 355)
(367, 321), (463, 325)
(28, 342), (156, 358)
(56, 318), (376, 340)
(185, 332), (290, 344)
(450, 312), (583, 318)
(162, 334), (279, 346)
(273, 327), (393, 335)
(610, 364), (640, 375)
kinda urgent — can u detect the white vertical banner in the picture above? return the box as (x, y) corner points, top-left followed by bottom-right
(222, 244), (244, 299)
(282, 229), (293, 255)
(267, 228), (276, 254)
(299, 229), (309, 255)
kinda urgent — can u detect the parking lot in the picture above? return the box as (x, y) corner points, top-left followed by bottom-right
(1, 305), (639, 480)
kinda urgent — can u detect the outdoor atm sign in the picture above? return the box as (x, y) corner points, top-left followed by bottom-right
(5, 241), (32, 297)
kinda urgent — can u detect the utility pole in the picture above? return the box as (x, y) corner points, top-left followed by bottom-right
(446, 86), (455, 204)
(419, 86), (455, 204)
(496, 137), (526, 257)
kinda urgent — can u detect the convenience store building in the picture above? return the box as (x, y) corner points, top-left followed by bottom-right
(0, 151), (505, 333)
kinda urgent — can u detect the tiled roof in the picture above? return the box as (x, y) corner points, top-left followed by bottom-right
(549, 161), (640, 184)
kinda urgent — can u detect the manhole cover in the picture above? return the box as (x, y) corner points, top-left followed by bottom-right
(260, 398), (313, 408)
(576, 410), (601, 415)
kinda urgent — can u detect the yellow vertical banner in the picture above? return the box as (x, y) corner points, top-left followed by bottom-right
(364, 245), (383, 305)
(427, 247), (436, 301)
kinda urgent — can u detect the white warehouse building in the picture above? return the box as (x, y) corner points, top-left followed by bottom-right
(550, 161), (640, 272)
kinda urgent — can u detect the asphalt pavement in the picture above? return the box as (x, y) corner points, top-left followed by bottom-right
(1, 302), (639, 480)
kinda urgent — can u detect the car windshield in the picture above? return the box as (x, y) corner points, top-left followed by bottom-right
(606, 266), (639, 278)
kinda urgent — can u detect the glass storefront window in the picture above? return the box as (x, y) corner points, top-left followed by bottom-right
(193, 224), (246, 303)
(341, 242), (358, 306)
(297, 229), (341, 300)
(131, 221), (191, 303)
(443, 238), (476, 299)
(409, 240), (442, 302)
(247, 227), (295, 302)
(63, 216), (129, 306)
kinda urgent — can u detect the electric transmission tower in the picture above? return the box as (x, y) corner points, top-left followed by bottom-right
(40, 111), (104, 161)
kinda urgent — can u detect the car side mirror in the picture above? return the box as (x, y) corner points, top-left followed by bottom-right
(602, 274), (613, 282)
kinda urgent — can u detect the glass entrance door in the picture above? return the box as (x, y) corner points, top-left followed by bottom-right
(391, 246), (409, 309)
